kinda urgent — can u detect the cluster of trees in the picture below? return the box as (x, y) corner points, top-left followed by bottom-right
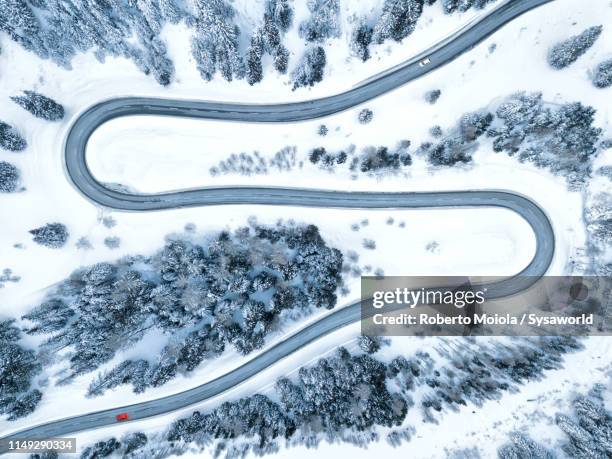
(309, 146), (349, 168)
(308, 140), (412, 173)
(79, 432), (171, 459)
(584, 192), (612, 270)
(350, 0), (496, 62)
(191, 0), (244, 82)
(167, 348), (406, 453)
(29, 223), (69, 248)
(547, 25), (602, 70)
(83, 335), (581, 457)
(403, 337), (580, 421)
(11, 91), (65, 121)
(372, 0), (425, 44)
(0, 0), (288, 86)
(0, 320), (42, 420)
(0, 94), (60, 194)
(299, 0), (340, 43)
(308, 140), (413, 175)
(275, 348), (407, 433)
(80, 438), (121, 459)
(291, 0), (343, 90)
(488, 92), (602, 182)
(421, 92), (602, 179)
(245, 0), (292, 85)
(0, 0), (181, 85)
(556, 386), (612, 458)
(291, 46), (327, 89)
(427, 136), (478, 167)
(0, 121), (27, 151)
(0, 0), (293, 87)
(22, 222), (343, 395)
(1, 0), (513, 88)
(423, 110), (491, 166)
(441, 0), (496, 13)
(30, 452), (58, 459)
(209, 146), (298, 177)
(498, 384), (612, 458)
(0, 161), (20, 192)
(168, 394), (295, 452)
(497, 433), (554, 459)
(212, 93), (601, 181)
(356, 145), (413, 172)
(593, 58), (612, 88)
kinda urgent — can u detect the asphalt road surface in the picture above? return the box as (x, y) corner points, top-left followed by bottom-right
(1, 0), (555, 450)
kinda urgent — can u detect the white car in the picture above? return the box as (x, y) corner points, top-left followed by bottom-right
(419, 57), (431, 67)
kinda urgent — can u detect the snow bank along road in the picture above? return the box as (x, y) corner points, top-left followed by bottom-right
(1, 0), (556, 450)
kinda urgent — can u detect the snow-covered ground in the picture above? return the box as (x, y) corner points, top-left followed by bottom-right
(0, 0), (611, 456)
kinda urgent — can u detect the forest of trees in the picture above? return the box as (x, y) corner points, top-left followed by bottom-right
(0, 0), (180, 85)
(19, 221), (343, 398)
(547, 25), (602, 70)
(1, 0), (503, 87)
(81, 336), (581, 458)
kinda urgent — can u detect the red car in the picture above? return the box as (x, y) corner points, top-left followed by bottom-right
(115, 412), (129, 422)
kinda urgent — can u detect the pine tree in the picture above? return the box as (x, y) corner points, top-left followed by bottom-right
(246, 30), (264, 85)
(548, 26), (603, 69)
(10, 91), (65, 121)
(0, 161), (20, 192)
(593, 59), (612, 88)
(274, 45), (289, 73)
(0, 121), (27, 151)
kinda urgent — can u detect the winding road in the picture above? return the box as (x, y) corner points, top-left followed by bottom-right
(1, 0), (556, 450)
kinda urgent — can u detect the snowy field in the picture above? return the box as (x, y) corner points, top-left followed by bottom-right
(0, 0), (611, 456)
